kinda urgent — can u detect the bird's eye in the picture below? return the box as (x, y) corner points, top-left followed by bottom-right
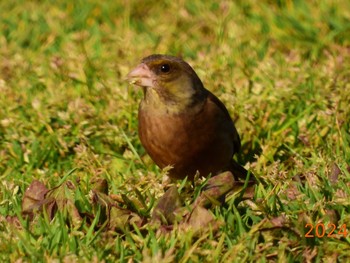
(160, 64), (171, 73)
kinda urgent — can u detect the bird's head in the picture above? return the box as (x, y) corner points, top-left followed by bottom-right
(127, 54), (207, 112)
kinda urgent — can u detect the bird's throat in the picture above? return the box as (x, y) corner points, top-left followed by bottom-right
(142, 87), (202, 115)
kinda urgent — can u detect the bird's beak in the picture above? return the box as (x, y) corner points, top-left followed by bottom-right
(127, 63), (155, 88)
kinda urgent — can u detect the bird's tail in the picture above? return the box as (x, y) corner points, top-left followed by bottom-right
(229, 160), (255, 182)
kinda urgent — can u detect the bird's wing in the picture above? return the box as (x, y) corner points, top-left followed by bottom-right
(207, 91), (241, 152)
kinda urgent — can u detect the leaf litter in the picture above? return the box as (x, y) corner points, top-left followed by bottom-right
(11, 171), (257, 237)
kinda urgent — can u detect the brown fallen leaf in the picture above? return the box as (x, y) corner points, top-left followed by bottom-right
(151, 186), (183, 225)
(91, 190), (144, 231)
(22, 180), (49, 218)
(45, 181), (83, 228)
(194, 171), (255, 208)
(5, 215), (22, 229)
(109, 205), (144, 231)
(21, 180), (83, 228)
(180, 205), (221, 234)
(193, 172), (235, 208)
(284, 182), (301, 201)
(269, 214), (287, 228)
(329, 163), (341, 185)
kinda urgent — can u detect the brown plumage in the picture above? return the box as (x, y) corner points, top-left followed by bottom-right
(127, 54), (249, 180)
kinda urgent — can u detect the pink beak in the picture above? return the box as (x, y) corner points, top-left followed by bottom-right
(127, 63), (155, 87)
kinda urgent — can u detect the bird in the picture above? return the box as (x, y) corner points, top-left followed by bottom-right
(127, 54), (251, 181)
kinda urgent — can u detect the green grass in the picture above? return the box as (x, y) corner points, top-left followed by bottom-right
(1, 0), (350, 262)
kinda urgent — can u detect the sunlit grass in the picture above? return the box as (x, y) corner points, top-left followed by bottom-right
(1, 0), (350, 261)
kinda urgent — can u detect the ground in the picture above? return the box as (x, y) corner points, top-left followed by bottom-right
(0, 0), (349, 262)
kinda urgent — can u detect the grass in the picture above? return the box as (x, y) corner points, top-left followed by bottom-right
(1, 0), (350, 262)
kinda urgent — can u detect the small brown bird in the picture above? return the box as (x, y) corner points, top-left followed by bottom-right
(127, 54), (250, 180)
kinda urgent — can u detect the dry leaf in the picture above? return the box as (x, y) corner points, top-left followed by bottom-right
(22, 180), (49, 218)
(329, 163), (341, 185)
(151, 186), (183, 225)
(194, 171), (255, 208)
(181, 206), (220, 234)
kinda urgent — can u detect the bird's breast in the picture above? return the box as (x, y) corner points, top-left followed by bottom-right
(138, 98), (236, 178)
(138, 108), (199, 166)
